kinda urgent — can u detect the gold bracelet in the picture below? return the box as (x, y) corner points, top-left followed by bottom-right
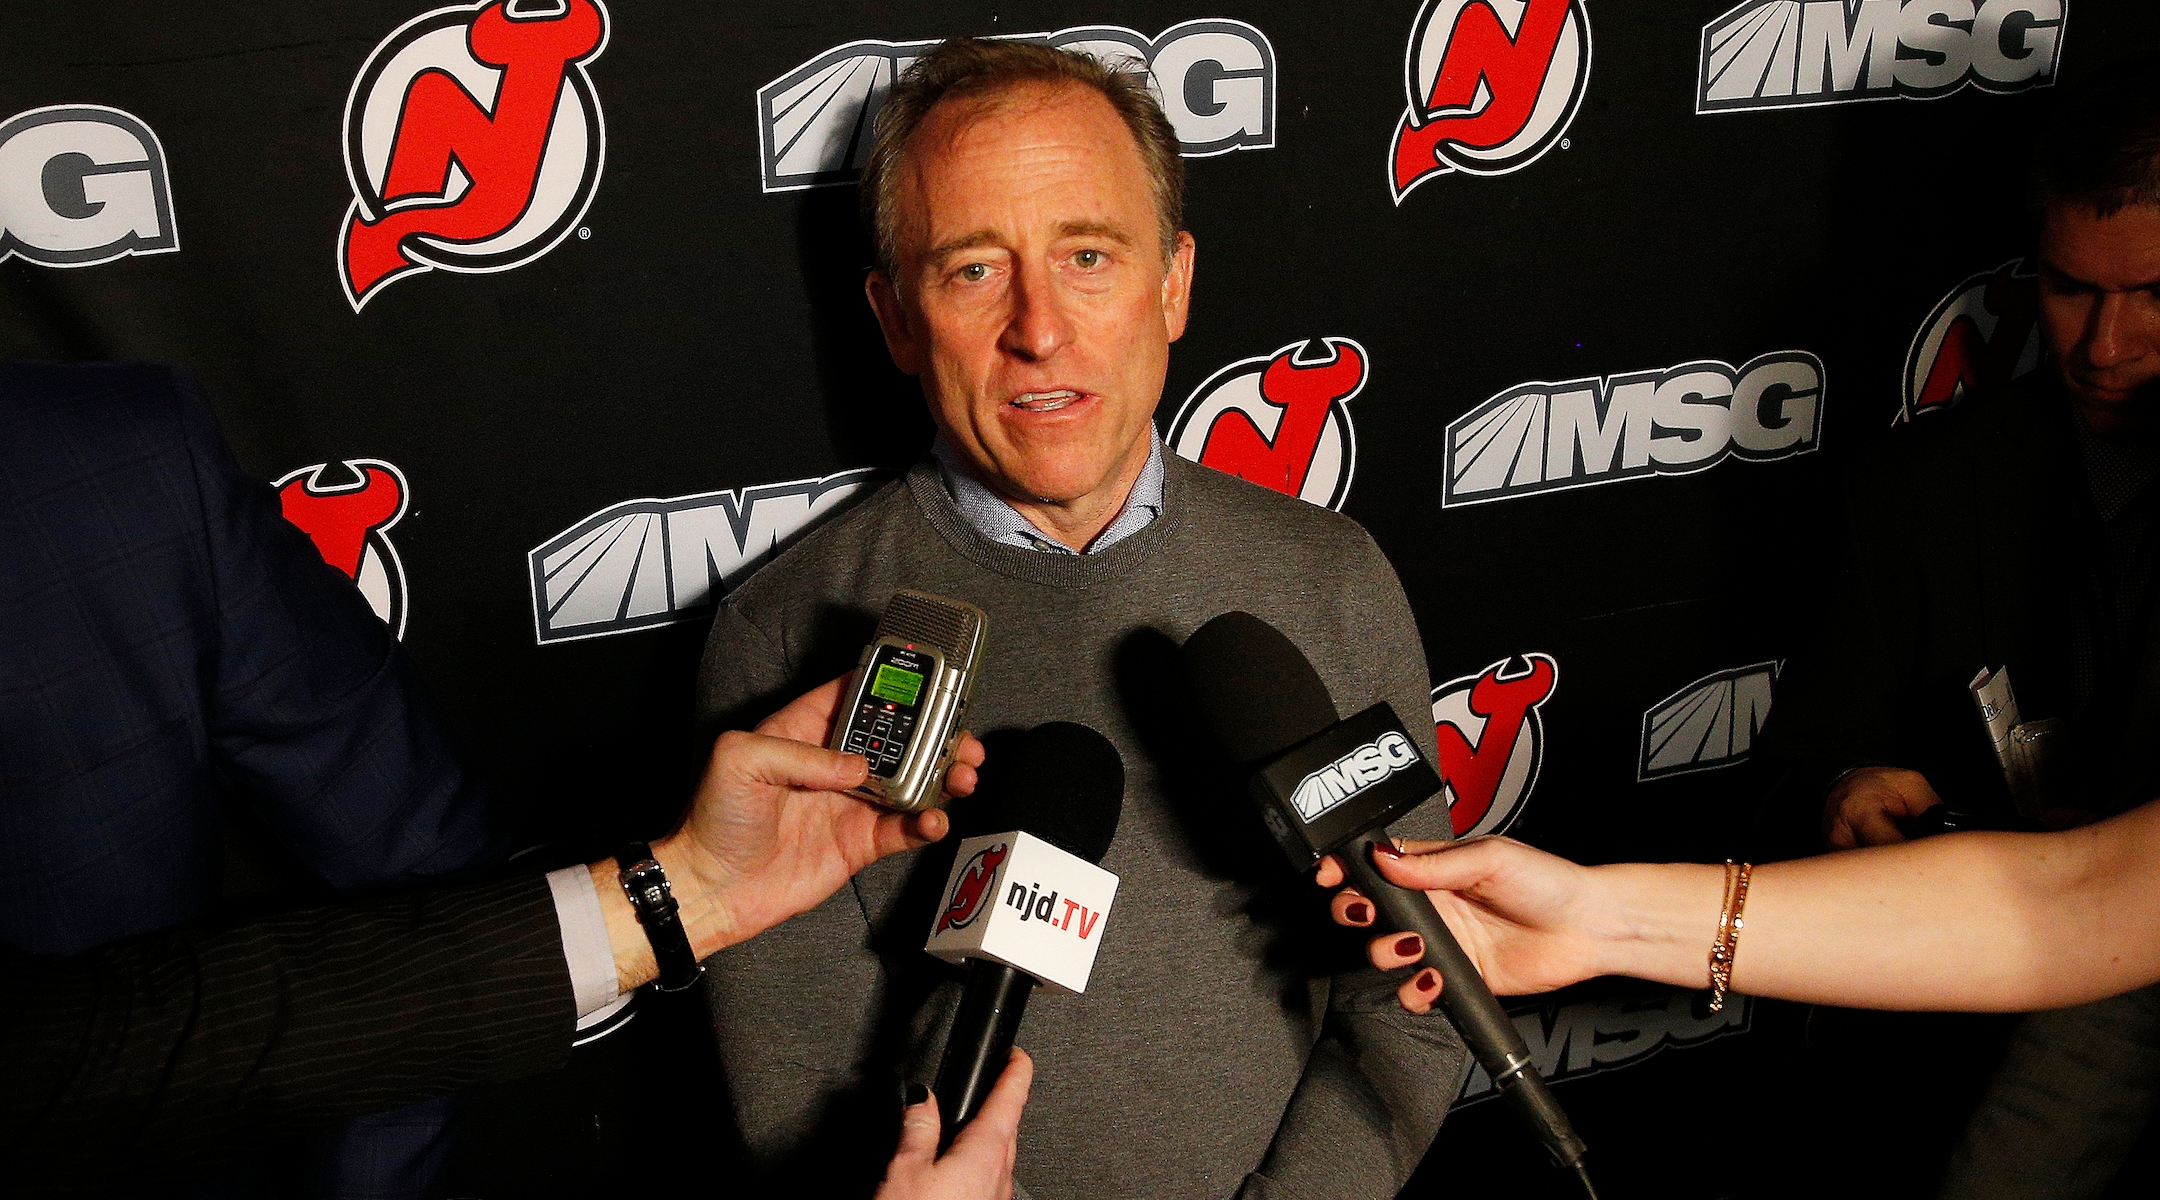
(1707, 860), (1754, 1013)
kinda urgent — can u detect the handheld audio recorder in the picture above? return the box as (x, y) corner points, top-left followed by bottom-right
(829, 590), (988, 813)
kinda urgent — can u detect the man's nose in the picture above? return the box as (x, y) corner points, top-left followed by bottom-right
(997, 262), (1075, 363)
(2084, 292), (2136, 371)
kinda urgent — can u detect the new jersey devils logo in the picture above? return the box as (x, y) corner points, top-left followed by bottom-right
(338, 0), (609, 311)
(1391, 0), (1592, 204)
(1902, 259), (2039, 422)
(1167, 337), (1365, 510)
(275, 459), (412, 637)
(937, 843), (1008, 933)
(1432, 653), (1558, 837)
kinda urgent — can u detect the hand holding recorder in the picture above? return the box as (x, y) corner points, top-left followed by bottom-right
(607, 674), (986, 984)
(3, 672), (1000, 1189)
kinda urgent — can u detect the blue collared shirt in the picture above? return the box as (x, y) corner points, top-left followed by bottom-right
(932, 429), (1166, 555)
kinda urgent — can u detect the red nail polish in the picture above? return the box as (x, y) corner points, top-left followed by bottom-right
(1374, 841), (1404, 858)
(1394, 934), (1423, 958)
(1415, 970), (1438, 994)
(1346, 901), (1372, 923)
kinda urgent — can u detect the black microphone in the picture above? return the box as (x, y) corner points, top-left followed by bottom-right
(925, 721), (1123, 1148)
(1181, 612), (1596, 1195)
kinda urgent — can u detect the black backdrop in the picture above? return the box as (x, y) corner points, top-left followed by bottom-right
(5, 2), (2155, 1196)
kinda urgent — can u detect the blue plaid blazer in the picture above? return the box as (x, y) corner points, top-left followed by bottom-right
(0, 361), (499, 955)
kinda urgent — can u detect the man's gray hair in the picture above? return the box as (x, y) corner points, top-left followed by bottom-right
(859, 38), (1185, 278)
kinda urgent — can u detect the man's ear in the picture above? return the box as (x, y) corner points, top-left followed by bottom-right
(1160, 231), (1196, 345)
(865, 269), (925, 376)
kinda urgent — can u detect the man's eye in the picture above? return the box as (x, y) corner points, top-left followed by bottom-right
(1074, 249), (1104, 269)
(958, 263), (989, 282)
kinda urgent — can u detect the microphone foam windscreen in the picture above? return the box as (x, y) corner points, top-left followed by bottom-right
(971, 722), (1125, 865)
(1181, 611), (1339, 766)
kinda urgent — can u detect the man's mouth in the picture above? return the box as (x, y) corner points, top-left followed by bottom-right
(1010, 390), (1084, 412)
(2077, 380), (2138, 403)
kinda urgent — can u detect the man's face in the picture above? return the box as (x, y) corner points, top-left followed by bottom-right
(2037, 199), (2160, 436)
(866, 82), (1195, 513)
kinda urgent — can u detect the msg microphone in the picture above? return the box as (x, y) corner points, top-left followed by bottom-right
(923, 721), (1123, 1147)
(1181, 612), (1596, 1196)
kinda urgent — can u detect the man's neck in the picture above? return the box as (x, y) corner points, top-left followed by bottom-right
(985, 441), (1153, 552)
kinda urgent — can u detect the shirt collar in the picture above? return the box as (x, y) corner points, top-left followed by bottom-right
(932, 428), (1165, 555)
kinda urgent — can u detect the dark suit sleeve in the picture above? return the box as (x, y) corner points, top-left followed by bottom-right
(0, 876), (573, 1191)
(169, 369), (502, 884)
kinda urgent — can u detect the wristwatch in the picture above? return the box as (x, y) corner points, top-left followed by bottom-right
(616, 841), (703, 992)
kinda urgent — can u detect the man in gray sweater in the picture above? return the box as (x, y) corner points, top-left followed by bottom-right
(696, 39), (1463, 1199)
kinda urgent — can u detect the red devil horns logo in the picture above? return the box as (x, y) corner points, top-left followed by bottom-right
(275, 459), (412, 638)
(1203, 342), (1365, 498)
(1391, 0), (1592, 202)
(339, 0), (609, 310)
(1904, 261), (2040, 421)
(937, 843), (1008, 933)
(1432, 654), (1559, 837)
(1169, 337), (1366, 511)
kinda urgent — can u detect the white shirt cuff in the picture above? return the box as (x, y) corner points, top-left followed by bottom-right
(546, 864), (622, 1020)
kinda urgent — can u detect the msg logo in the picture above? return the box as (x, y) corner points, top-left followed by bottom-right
(759, 20), (1275, 192)
(0, 105), (177, 268)
(1698, 0), (2063, 113)
(1442, 351), (1824, 507)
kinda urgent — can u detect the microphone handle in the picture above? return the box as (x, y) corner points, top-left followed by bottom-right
(931, 958), (1036, 1150)
(1340, 830), (1594, 1186)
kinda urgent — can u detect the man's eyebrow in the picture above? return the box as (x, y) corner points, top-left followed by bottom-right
(923, 221), (1138, 265)
(925, 230), (1000, 264)
(2042, 257), (2160, 293)
(1056, 219), (1135, 244)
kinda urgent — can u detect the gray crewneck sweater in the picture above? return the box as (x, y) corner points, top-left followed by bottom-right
(696, 453), (1464, 1200)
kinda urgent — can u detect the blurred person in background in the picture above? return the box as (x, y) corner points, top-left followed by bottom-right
(1751, 60), (2160, 1197)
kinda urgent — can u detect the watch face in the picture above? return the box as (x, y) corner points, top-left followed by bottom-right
(622, 862), (672, 909)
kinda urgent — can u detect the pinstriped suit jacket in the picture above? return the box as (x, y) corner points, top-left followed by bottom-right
(0, 874), (574, 1192)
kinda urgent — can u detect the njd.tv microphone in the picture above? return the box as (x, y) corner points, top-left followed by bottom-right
(1181, 611), (1595, 1195)
(923, 721), (1123, 1147)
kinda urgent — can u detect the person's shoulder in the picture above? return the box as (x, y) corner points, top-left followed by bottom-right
(715, 465), (919, 619)
(1, 361), (219, 498)
(698, 465), (924, 719)
(1854, 372), (2060, 493)
(3, 360), (204, 441)
(1166, 453), (1379, 556)
(2, 359), (188, 400)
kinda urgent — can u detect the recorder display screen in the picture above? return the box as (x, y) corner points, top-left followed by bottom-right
(847, 645), (933, 777)
(870, 662), (924, 707)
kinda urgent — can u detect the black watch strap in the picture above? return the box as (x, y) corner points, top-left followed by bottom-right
(617, 841), (703, 992)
